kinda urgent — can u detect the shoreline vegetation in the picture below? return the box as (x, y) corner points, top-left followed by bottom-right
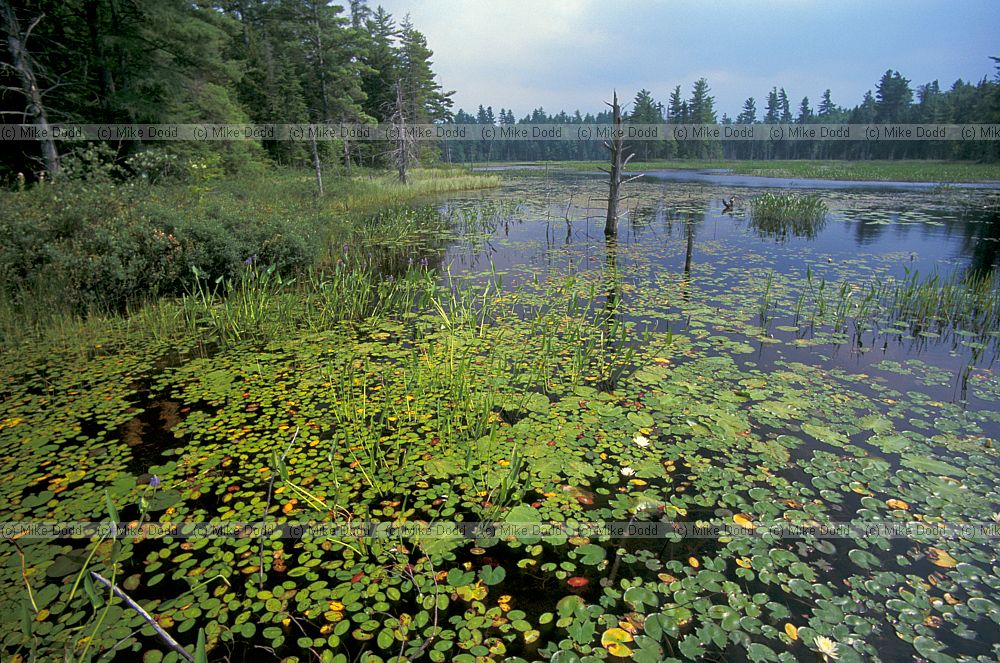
(0, 166), (499, 342)
(1, 158), (992, 346)
(478, 159), (1000, 183)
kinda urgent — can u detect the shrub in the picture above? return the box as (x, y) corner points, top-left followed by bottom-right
(0, 176), (318, 312)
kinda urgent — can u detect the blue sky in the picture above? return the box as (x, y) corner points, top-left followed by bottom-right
(373, 0), (1000, 119)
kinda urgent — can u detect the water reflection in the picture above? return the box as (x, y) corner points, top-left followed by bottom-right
(746, 208), (828, 242)
(960, 196), (1000, 278)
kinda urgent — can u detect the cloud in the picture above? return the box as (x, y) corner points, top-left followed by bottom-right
(373, 0), (1000, 118)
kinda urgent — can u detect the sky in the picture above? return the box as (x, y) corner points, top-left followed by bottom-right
(373, 0), (1000, 120)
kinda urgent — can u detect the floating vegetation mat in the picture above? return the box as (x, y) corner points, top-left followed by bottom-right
(2, 177), (999, 662)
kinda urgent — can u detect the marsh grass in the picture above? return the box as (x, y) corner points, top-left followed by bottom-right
(781, 264), (1000, 343)
(748, 192), (828, 239)
(329, 168), (500, 211)
(517, 159), (1000, 183)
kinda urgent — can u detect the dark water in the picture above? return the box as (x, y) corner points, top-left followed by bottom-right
(445, 173), (1000, 284)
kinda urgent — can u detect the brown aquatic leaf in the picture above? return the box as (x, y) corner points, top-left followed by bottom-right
(927, 547), (957, 568)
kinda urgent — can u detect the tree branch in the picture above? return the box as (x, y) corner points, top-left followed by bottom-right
(89, 572), (195, 663)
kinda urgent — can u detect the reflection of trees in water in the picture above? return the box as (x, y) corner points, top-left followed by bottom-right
(684, 216), (695, 275)
(601, 237), (620, 329)
(596, 237), (639, 391)
(959, 197), (1000, 278)
(847, 196), (999, 278)
(363, 243), (444, 277)
(853, 215), (889, 245)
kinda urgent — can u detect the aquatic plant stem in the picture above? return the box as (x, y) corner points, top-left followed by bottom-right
(90, 571), (194, 663)
(10, 539), (38, 613)
(259, 426), (300, 589)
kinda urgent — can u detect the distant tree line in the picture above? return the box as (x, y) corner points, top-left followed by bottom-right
(449, 63), (1000, 163)
(0, 0), (452, 179)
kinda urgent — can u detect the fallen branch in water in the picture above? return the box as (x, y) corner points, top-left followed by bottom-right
(89, 571), (194, 662)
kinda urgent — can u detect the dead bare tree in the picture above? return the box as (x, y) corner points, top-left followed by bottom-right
(1, 0), (60, 176)
(601, 91), (639, 239)
(309, 126), (324, 196)
(392, 79), (409, 183)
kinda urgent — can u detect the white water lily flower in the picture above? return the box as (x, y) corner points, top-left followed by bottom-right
(633, 434), (650, 448)
(814, 635), (839, 660)
(620, 466), (636, 477)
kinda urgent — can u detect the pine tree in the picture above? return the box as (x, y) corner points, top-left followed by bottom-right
(875, 69), (912, 122)
(687, 78), (720, 158)
(397, 15), (452, 123)
(764, 88), (780, 124)
(817, 89), (836, 118)
(1, 0), (60, 175)
(359, 7), (399, 121)
(688, 79), (717, 123)
(667, 86), (684, 122)
(737, 97), (757, 124)
(797, 97), (812, 123)
(778, 88), (792, 122)
(628, 89), (668, 159)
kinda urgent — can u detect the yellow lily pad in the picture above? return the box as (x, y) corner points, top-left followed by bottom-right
(601, 627), (634, 657)
(927, 547), (957, 568)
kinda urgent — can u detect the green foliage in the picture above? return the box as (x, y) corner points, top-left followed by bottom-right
(0, 168), (497, 336)
(0, 179), (314, 312)
(748, 193), (828, 239)
(1, 0), (450, 178)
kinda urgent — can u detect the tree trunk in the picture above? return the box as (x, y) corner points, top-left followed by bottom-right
(310, 3), (330, 122)
(1, 0), (59, 176)
(395, 80), (407, 184)
(84, 0), (115, 121)
(310, 130), (324, 196)
(605, 91), (624, 239)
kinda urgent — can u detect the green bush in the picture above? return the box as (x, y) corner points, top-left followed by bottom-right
(0, 177), (318, 312)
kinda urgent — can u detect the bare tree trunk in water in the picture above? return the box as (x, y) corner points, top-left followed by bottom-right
(604, 91), (633, 239)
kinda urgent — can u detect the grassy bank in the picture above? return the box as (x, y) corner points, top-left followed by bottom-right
(0, 167), (498, 337)
(486, 159), (1000, 182)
